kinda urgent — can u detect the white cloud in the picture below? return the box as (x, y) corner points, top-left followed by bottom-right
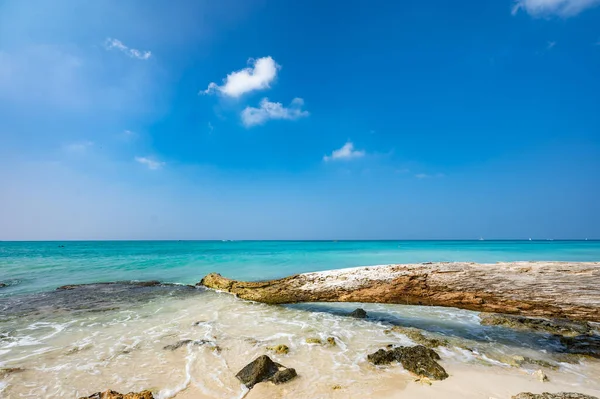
(202, 56), (280, 98)
(547, 41), (557, 49)
(512, 0), (600, 17)
(135, 156), (165, 170)
(323, 142), (365, 162)
(208, 122), (214, 133)
(241, 98), (309, 127)
(64, 141), (94, 153)
(105, 38), (151, 60)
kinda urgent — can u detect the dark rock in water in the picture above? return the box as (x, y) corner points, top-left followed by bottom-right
(0, 283), (6, 288)
(367, 345), (448, 380)
(349, 308), (367, 318)
(559, 334), (600, 358)
(78, 389), (154, 399)
(512, 393), (598, 399)
(480, 313), (592, 337)
(269, 368), (297, 384)
(163, 339), (210, 351)
(236, 355), (280, 388)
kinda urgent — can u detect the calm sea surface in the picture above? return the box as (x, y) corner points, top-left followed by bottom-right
(1, 240), (599, 296)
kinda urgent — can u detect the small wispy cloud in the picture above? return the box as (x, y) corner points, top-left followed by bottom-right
(208, 122), (214, 133)
(202, 56), (280, 98)
(64, 141), (94, 153)
(135, 156), (165, 170)
(323, 141), (365, 162)
(104, 38), (151, 60)
(511, 0), (600, 17)
(547, 41), (557, 49)
(241, 98), (309, 127)
(415, 173), (445, 179)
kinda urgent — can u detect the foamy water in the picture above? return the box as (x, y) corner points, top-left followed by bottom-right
(1, 284), (599, 399)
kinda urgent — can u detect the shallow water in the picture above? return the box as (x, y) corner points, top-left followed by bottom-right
(2, 240), (600, 296)
(1, 283), (599, 399)
(1, 241), (599, 398)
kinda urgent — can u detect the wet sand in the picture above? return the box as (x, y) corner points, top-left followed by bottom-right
(1, 283), (599, 399)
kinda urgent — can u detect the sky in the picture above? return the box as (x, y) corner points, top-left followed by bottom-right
(0, 0), (599, 240)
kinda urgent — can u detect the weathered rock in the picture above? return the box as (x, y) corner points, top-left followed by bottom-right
(199, 262), (600, 322)
(236, 355), (280, 388)
(269, 368), (297, 384)
(480, 313), (592, 337)
(512, 393), (598, 399)
(266, 344), (289, 355)
(559, 335), (600, 358)
(163, 339), (210, 351)
(326, 337), (336, 346)
(385, 326), (448, 348)
(0, 283), (6, 288)
(368, 345), (448, 380)
(349, 308), (367, 318)
(78, 390), (154, 399)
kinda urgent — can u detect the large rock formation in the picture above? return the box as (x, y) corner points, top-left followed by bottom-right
(199, 262), (600, 322)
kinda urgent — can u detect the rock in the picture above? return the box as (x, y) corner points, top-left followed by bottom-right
(385, 326), (448, 348)
(512, 393), (598, 399)
(367, 345), (448, 380)
(269, 368), (297, 384)
(266, 344), (289, 355)
(332, 385), (342, 390)
(0, 283), (6, 288)
(559, 335), (600, 358)
(349, 308), (367, 318)
(163, 339), (210, 350)
(305, 337), (322, 344)
(534, 369), (549, 382)
(326, 337), (336, 346)
(236, 355), (280, 388)
(78, 390), (154, 399)
(480, 313), (592, 337)
(199, 262), (600, 323)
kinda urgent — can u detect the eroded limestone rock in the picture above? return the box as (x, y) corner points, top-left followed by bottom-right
(368, 345), (448, 380)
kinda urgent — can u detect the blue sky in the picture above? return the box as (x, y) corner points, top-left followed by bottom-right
(0, 0), (599, 240)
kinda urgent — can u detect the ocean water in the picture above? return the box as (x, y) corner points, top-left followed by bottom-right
(1, 240), (600, 296)
(1, 241), (599, 399)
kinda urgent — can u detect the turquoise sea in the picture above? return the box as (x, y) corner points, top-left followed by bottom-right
(1, 240), (599, 296)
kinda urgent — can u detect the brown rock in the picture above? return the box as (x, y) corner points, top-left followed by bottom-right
(480, 313), (592, 337)
(368, 345), (448, 380)
(512, 393), (598, 399)
(199, 262), (600, 322)
(78, 389), (154, 399)
(269, 368), (297, 384)
(236, 355), (279, 388)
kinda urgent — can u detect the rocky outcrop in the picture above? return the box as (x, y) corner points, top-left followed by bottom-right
(162, 339), (211, 351)
(368, 345), (448, 380)
(236, 355), (297, 388)
(384, 326), (448, 348)
(199, 262), (600, 322)
(480, 313), (593, 336)
(78, 390), (154, 399)
(512, 393), (598, 399)
(559, 334), (600, 358)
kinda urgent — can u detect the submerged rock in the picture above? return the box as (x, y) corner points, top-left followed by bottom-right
(78, 390), (154, 399)
(384, 326), (448, 348)
(163, 339), (210, 351)
(266, 344), (289, 355)
(0, 283), (6, 288)
(57, 281), (163, 290)
(367, 345), (448, 380)
(305, 337), (322, 344)
(269, 368), (297, 384)
(349, 308), (367, 318)
(512, 393), (598, 399)
(559, 335), (600, 358)
(326, 337), (337, 346)
(0, 367), (24, 377)
(480, 313), (592, 337)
